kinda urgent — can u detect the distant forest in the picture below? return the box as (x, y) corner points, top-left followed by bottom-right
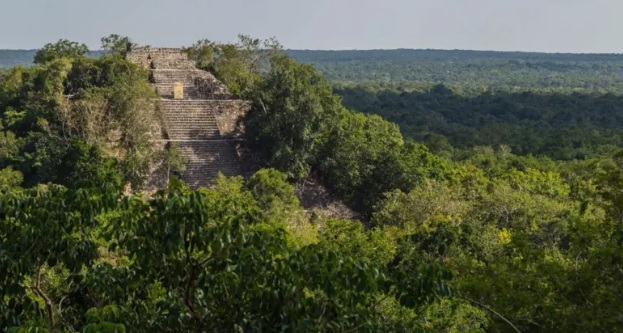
(0, 50), (103, 69)
(289, 49), (623, 91)
(338, 84), (623, 160)
(4, 48), (623, 159)
(4, 48), (623, 90)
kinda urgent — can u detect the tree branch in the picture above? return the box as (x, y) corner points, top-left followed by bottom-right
(463, 297), (521, 333)
(34, 265), (55, 330)
(258, 98), (268, 115)
(184, 266), (201, 321)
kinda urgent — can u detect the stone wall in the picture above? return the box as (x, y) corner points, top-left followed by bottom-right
(194, 75), (230, 95)
(212, 100), (250, 137)
(125, 48), (191, 69)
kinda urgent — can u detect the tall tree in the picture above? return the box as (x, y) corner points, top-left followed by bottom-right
(34, 39), (89, 64)
(100, 34), (139, 54)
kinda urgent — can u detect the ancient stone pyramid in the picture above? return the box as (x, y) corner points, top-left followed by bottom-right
(126, 48), (248, 188)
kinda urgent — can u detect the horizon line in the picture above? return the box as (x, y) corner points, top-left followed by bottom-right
(0, 48), (622, 56)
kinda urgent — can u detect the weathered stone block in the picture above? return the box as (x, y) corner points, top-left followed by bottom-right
(173, 82), (184, 99)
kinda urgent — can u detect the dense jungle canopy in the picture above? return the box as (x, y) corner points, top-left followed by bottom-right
(0, 36), (622, 332)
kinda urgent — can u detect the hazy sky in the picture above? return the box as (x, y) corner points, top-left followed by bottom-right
(1, 0), (621, 53)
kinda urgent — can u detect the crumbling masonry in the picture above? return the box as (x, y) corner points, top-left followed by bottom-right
(126, 48), (248, 188)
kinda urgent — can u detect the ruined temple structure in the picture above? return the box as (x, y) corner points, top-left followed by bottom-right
(126, 48), (249, 188)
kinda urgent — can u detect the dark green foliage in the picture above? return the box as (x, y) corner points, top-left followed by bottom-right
(246, 168), (299, 211)
(0, 43), (160, 190)
(2, 38), (623, 332)
(1, 174), (452, 332)
(33, 40), (89, 64)
(0, 167), (22, 191)
(60, 140), (123, 189)
(100, 34), (138, 55)
(0, 183), (120, 330)
(338, 84), (623, 160)
(244, 55), (342, 180)
(184, 35), (281, 96)
(318, 110), (452, 215)
(194, 43), (454, 217)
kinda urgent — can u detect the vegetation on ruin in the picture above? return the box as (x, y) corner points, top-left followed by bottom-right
(1, 36), (623, 332)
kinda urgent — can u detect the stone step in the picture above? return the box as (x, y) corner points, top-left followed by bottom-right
(161, 100), (228, 105)
(160, 99), (241, 105)
(157, 92), (237, 101)
(162, 106), (224, 109)
(172, 140), (241, 188)
(151, 69), (230, 97)
(151, 71), (197, 84)
(155, 84), (196, 91)
(162, 117), (217, 123)
(160, 101), (221, 112)
(164, 122), (217, 125)
(164, 124), (218, 128)
(162, 113), (219, 117)
(151, 59), (197, 70)
(165, 128), (219, 133)
(150, 69), (227, 88)
(155, 86), (197, 100)
(164, 122), (218, 126)
(166, 135), (220, 141)
(159, 99), (222, 140)
(165, 132), (218, 137)
(163, 115), (216, 119)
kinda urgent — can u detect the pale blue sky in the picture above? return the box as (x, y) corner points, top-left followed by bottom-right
(1, 0), (620, 52)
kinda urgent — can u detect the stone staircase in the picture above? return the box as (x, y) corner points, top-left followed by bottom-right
(160, 100), (220, 140)
(126, 48), (246, 188)
(152, 69), (228, 98)
(176, 141), (241, 187)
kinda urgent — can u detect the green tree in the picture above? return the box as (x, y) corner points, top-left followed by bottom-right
(0, 184), (119, 330)
(0, 167), (22, 192)
(1, 48), (161, 189)
(184, 35), (282, 96)
(33, 39), (89, 64)
(245, 56), (342, 180)
(100, 34), (138, 54)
